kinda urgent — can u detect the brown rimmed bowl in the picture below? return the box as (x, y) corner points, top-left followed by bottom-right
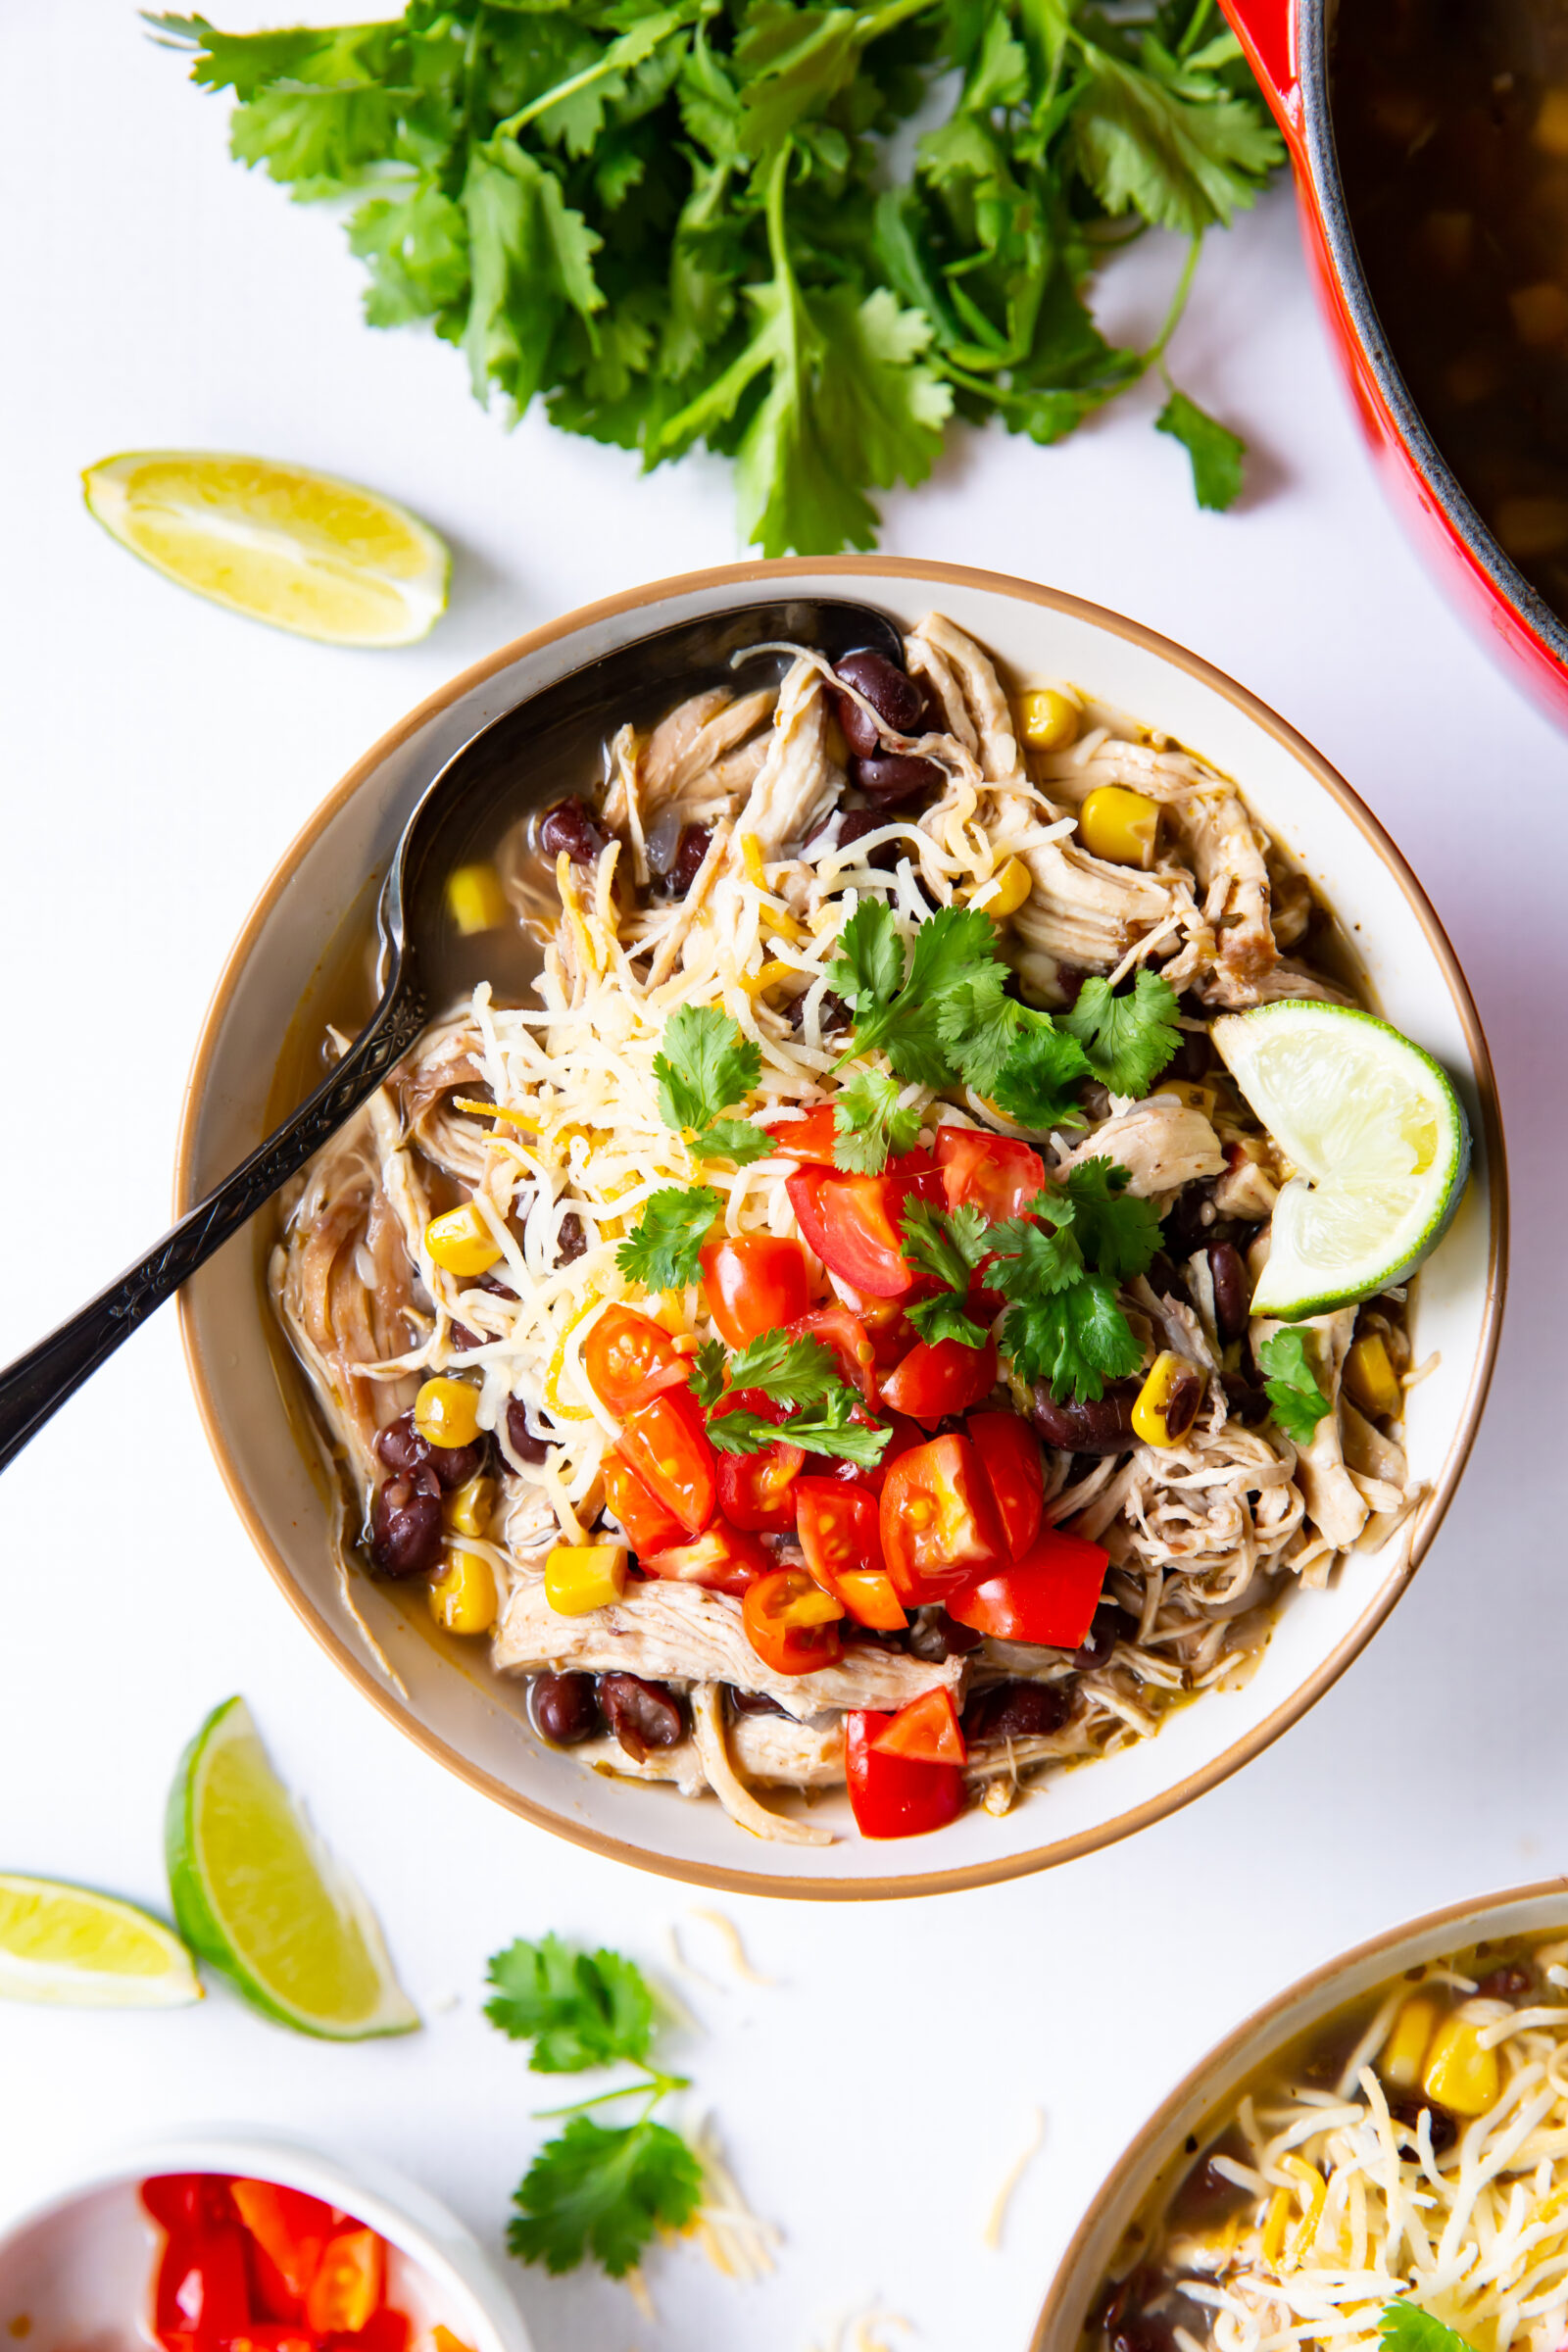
(174, 557), (1505, 1899)
(1030, 1879), (1568, 2350)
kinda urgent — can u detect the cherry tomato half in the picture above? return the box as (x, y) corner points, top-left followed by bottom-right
(947, 1524), (1110, 1648)
(787, 1168), (919, 1298)
(700, 1233), (810, 1349)
(787, 1303), (878, 1402)
(879, 1335), (997, 1423)
(935, 1123), (1047, 1222)
(582, 1302), (689, 1415)
(879, 1433), (1004, 1603)
(619, 1387), (715, 1536)
(796, 1476), (884, 1592)
(713, 1390), (806, 1532)
(742, 1567), (845, 1675)
(603, 1446), (688, 1555)
(967, 1409), (1045, 1557)
(765, 1103), (841, 1161)
(869, 1685), (966, 1765)
(641, 1518), (769, 1596)
(844, 1710), (964, 1838)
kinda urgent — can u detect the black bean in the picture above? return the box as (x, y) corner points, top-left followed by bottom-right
(853, 752), (945, 799)
(1163, 1369), (1205, 1442)
(369, 1470), (443, 1579)
(815, 806), (906, 870)
(1384, 2087), (1457, 2156)
(666, 824), (711, 895)
(600, 1674), (686, 1761)
(1030, 1381), (1138, 1455)
(1074, 1603), (1126, 1671)
(1207, 1241), (1250, 1344)
(1110, 2315), (1179, 2352)
(1478, 1963), (1533, 2000)
(555, 1211), (587, 1265)
(539, 799), (610, 864)
(727, 1686), (790, 1719)
(963, 1680), (1068, 1742)
(833, 650), (926, 753)
(478, 1271), (519, 1300)
(906, 1607), (985, 1662)
(1055, 963), (1086, 1011)
(1163, 1184), (1244, 1256)
(532, 1671), (601, 1745)
(430, 1437), (485, 1492)
(373, 1408), (481, 1491)
(1222, 1373), (1270, 1426)
(1166, 1027), (1213, 1083)
(1092, 2273), (1147, 2337)
(450, 1322), (482, 1353)
(1147, 1250), (1193, 1306)
(506, 1396), (551, 1464)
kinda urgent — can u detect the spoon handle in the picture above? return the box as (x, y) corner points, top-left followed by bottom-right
(0, 982), (429, 1475)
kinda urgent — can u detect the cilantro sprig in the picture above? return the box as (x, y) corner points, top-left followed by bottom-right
(1377, 2310), (1475, 2352)
(154, 2), (1279, 558)
(900, 1200), (994, 1348)
(487, 1934), (703, 2279)
(1256, 1328), (1333, 1446)
(654, 1005), (760, 1137)
(710, 1386), (892, 1467)
(720, 1330), (849, 1408)
(615, 1185), (721, 1291)
(1059, 969), (1183, 1096)
(987, 1162), (1160, 1400)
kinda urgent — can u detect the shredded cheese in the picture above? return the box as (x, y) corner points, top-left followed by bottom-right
(982, 2105), (1045, 2249)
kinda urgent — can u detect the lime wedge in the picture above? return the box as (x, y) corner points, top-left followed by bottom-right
(0, 1874), (200, 2008)
(1210, 1000), (1471, 1321)
(167, 1697), (418, 2040)
(81, 451), (449, 646)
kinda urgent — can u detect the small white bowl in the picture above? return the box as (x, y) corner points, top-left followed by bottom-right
(176, 556), (1506, 1898)
(0, 2129), (532, 2352)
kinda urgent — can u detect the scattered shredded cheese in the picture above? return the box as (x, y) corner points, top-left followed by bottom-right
(982, 2106), (1045, 2250)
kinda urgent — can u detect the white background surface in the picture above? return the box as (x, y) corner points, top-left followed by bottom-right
(1, 9), (1563, 2351)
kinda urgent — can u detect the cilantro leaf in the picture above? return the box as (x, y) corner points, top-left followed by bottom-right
(691, 1118), (773, 1164)
(615, 1185), (721, 1290)
(720, 1331), (847, 1407)
(1062, 1159), (1162, 1282)
(832, 1067), (923, 1173)
(688, 1337), (728, 1409)
(828, 898), (906, 1011)
(990, 1015), (1095, 1130)
(462, 138), (605, 414)
(836, 904), (1007, 1087)
(485, 1936), (655, 2074)
(900, 1200), (990, 1294)
(654, 1005), (761, 1132)
(1001, 1275), (1144, 1400)
(710, 1387), (891, 1466)
(937, 967), (1022, 1097)
(1156, 384), (1246, 512)
(1256, 1329), (1333, 1446)
(1377, 2310), (1475, 2352)
(988, 1212), (1086, 1298)
(1068, 42), (1283, 236)
(906, 1293), (991, 1348)
(509, 2115), (702, 2277)
(904, 905), (1002, 1004)
(1058, 969), (1183, 1096)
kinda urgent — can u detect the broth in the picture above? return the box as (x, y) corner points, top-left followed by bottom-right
(1333, 0), (1568, 618)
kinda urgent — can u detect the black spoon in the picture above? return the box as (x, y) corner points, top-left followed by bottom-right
(0, 594), (906, 1473)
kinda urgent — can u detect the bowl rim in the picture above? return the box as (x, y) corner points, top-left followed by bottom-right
(173, 553), (1508, 1901)
(1027, 1873), (1568, 2351)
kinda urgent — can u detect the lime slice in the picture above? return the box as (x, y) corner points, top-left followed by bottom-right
(82, 451), (449, 646)
(0, 1874), (200, 2008)
(167, 1697), (418, 2039)
(1210, 1000), (1470, 1321)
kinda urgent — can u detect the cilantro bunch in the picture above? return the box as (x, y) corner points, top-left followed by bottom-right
(487, 1933), (704, 2278)
(152, 0), (1282, 554)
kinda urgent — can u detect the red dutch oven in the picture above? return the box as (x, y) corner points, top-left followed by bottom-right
(1222, 0), (1568, 723)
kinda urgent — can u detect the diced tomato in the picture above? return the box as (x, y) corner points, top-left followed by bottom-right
(742, 1567), (844, 1675)
(870, 1686), (966, 1766)
(640, 1518), (769, 1596)
(322, 2312), (410, 2352)
(765, 1103), (841, 1161)
(231, 2180), (332, 2301)
(619, 1388), (715, 1536)
(229, 2329), (315, 2352)
(602, 1446), (687, 1555)
(879, 1335), (997, 1423)
(305, 2228), (383, 2334)
(154, 2226), (251, 2351)
(935, 1124), (1046, 1222)
(878, 1433), (1004, 1602)
(948, 1524), (1110, 1648)
(787, 1303), (877, 1402)
(712, 1390), (806, 1531)
(844, 1711), (964, 1838)
(787, 1168), (918, 1298)
(796, 1478), (884, 1597)
(700, 1233), (810, 1348)
(836, 1569), (908, 1629)
(582, 1303), (689, 1415)
(142, 2178), (238, 2234)
(967, 1409), (1045, 1557)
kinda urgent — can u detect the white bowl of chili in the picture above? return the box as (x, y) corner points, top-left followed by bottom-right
(175, 557), (1504, 1898)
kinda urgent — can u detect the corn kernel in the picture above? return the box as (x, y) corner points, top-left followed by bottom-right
(424, 1202), (503, 1278)
(1346, 1332), (1402, 1421)
(445, 862), (511, 936)
(1017, 688), (1081, 751)
(983, 858), (1033, 918)
(443, 1473), (496, 1539)
(1381, 1992), (1440, 2089)
(427, 1547), (498, 1637)
(414, 1377), (482, 1449)
(1539, 87), (1568, 157)
(1080, 785), (1161, 868)
(545, 1543), (628, 1615)
(1131, 1351), (1205, 1448)
(1423, 2012), (1500, 2116)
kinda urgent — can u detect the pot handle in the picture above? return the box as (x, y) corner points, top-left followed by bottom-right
(1218, 0), (1303, 147)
